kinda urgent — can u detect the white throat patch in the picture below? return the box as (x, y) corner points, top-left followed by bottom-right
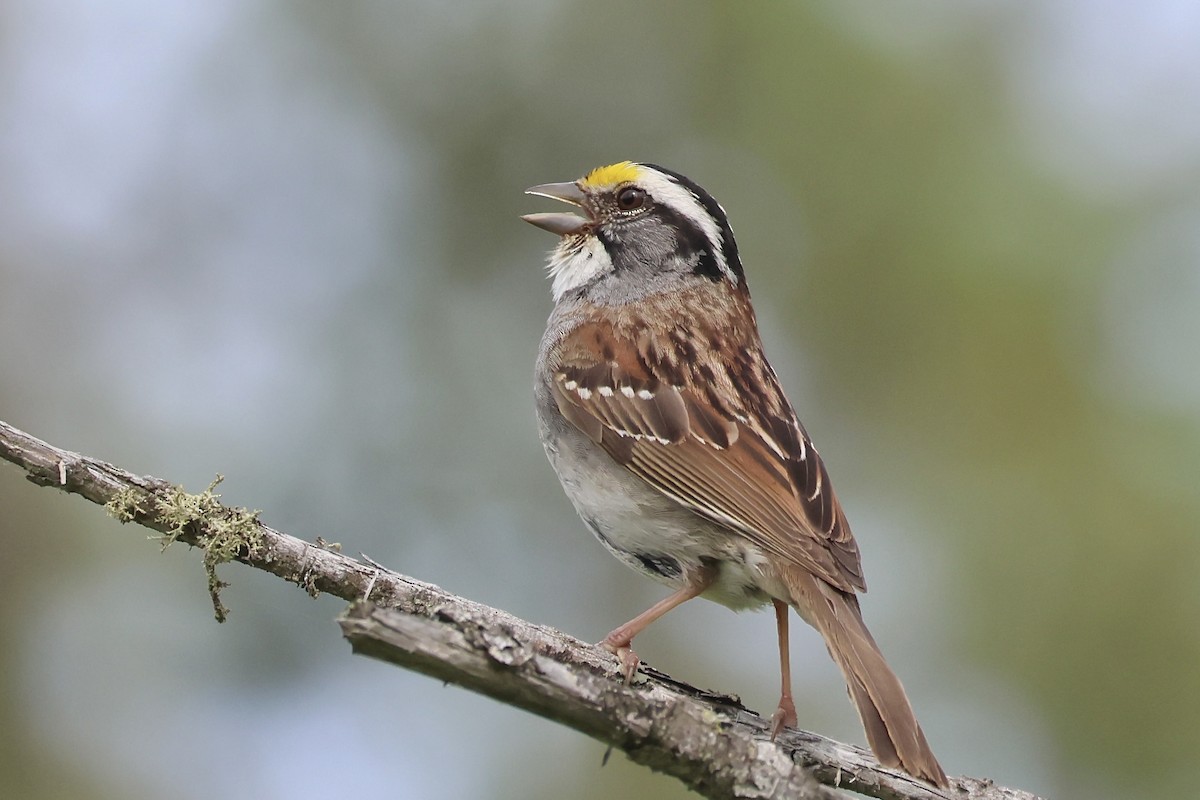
(548, 235), (612, 301)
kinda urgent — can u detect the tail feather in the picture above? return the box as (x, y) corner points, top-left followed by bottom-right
(783, 566), (948, 788)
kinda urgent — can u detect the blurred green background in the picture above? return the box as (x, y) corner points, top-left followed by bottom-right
(2, 2), (1198, 799)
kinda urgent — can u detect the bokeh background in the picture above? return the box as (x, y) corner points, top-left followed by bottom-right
(2, 2), (1198, 798)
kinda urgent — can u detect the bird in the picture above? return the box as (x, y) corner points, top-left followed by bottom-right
(523, 161), (948, 787)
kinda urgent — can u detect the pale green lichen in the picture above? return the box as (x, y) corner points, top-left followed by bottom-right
(149, 475), (264, 623)
(105, 487), (147, 522)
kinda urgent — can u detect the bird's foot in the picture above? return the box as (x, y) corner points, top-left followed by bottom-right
(600, 635), (641, 684)
(769, 694), (797, 741)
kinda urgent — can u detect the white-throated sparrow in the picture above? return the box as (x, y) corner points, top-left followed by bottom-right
(524, 161), (947, 787)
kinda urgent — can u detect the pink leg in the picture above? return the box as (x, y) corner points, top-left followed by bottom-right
(770, 599), (798, 739)
(602, 569), (714, 683)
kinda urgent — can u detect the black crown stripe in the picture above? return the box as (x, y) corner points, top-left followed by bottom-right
(641, 163), (744, 281)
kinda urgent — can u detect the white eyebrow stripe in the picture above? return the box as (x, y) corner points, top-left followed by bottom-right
(637, 169), (736, 285)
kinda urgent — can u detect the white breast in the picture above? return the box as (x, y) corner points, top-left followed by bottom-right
(535, 373), (773, 611)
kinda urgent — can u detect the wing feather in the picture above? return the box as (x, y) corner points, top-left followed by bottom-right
(550, 320), (865, 593)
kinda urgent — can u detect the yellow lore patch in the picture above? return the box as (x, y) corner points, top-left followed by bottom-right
(580, 161), (642, 189)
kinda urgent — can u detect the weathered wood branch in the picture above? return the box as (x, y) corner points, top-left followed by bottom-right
(0, 419), (1040, 800)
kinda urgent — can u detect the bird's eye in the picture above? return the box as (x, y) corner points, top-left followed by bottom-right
(616, 186), (646, 211)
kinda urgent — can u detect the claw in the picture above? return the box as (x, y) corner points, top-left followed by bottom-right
(601, 638), (641, 684)
(770, 694), (797, 740)
(594, 580), (713, 688)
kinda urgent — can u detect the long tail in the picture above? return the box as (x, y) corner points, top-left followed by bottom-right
(783, 566), (948, 787)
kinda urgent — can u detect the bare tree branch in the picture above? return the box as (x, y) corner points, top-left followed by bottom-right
(0, 419), (1041, 800)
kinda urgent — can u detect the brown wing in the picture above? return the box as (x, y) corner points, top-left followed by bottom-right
(551, 322), (865, 593)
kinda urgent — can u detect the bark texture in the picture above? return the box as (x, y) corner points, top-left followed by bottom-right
(1, 419), (1043, 800)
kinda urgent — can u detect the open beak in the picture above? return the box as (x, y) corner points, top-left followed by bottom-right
(522, 181), (590, 236)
